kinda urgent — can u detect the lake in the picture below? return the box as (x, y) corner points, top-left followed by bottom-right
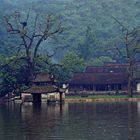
(0, 101), (140, 140)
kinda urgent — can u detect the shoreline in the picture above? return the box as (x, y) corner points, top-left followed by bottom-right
(1, 96), (140, 103)
(65, 98), (140, 102)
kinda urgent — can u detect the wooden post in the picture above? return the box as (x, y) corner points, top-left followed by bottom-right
(32, 94), (41, 104)
(59, 92), (63, 103)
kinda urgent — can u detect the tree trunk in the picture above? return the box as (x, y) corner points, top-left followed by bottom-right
(26, 59), (35, 86)
(128, 77), (132, 97)
(128, 62), (133, 98)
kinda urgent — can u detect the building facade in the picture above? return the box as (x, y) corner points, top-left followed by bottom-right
(69, 63), (129, 93)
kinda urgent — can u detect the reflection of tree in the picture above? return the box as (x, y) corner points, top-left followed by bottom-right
(127, 102), (137, 140)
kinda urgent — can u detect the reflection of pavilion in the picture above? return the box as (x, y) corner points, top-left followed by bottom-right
(23, 73), (65, 103)
(21, 103), (69, 121)
(19, 102), (69, 139)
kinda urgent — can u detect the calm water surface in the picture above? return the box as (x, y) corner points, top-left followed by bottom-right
(0, 102), (140, 140)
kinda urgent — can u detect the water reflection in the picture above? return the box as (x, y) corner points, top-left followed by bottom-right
(0, 102), (140, 140)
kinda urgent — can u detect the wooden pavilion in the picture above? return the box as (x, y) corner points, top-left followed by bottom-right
(23, 73), (64, 103)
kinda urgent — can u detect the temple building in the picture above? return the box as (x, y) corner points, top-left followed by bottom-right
(68, 63), (130, 93)
(22, 73), (65, 103)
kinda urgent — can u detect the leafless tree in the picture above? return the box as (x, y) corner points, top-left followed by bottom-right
(110, 16), (140, 97)
(4, 11), (63, 85)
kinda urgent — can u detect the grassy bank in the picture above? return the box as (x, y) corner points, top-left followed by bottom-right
(66, 95), (140, 99)
(65, 95), (140, 102)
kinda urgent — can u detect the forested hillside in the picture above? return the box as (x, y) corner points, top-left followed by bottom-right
(0, 0), (140, 60)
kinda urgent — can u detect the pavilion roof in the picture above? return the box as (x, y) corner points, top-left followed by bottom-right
(32, 73), (55, 83)
(24, 85), (59, 94)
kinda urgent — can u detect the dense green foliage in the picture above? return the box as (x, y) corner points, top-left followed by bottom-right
(0, 0), (140, 59)
(0, 0), (140, 96)
(0, 56), (28, 96)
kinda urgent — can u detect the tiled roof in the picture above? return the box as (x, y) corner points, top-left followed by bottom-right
(85, 67), (104, 73)
(86, 64), (128, 73)
(104, 63), (129, 67)
(32, 73), (55, 83)
(24, 85), (59, 94)
(69, 72), (129, 84)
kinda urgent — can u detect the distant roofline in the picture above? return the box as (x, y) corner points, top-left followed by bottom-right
(86, 66), (104, 68)
(73, 72), (129, 75)
(86, 63), (129, 68)
(34, 72), (53, 76)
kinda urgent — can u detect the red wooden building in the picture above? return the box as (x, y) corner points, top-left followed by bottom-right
(69, 63), (129, 92)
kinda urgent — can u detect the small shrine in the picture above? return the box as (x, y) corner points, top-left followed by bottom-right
(22, 73), (65, 103)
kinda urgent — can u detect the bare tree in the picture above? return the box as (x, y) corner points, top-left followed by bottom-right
(110, 16), (140, 97)
(4, 11), (63, 85)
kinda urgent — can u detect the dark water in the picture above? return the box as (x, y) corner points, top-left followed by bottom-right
(0, 102), (140, 140)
